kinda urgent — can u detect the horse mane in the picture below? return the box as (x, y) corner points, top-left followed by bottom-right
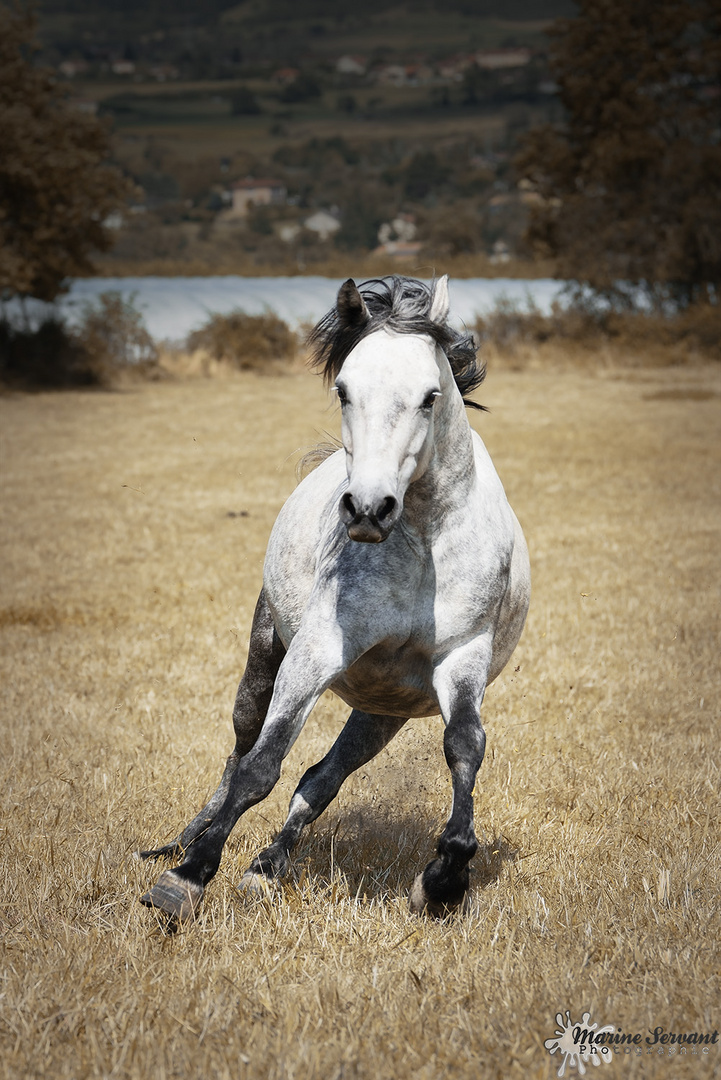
(307, 276), (487, 411)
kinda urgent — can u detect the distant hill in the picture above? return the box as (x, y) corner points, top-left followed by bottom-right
(35, 0), (576, 71)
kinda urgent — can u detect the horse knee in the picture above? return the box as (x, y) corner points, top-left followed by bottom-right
(234, 752), (282, 806)
(232, 686), (266, 755)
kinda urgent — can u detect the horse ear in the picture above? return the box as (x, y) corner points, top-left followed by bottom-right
(337, 279), (370, 327)
(429, 275), (450, 324)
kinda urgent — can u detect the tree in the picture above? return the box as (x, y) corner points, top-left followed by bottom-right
(515, 0), (721, 308)
(230, 86), (261, 115)
(0, 7), (131, 302)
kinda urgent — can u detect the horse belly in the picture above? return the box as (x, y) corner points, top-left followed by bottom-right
(331, 644), (439, 719)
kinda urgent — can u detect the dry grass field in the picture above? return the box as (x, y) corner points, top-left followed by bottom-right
(1, 357), (720, 1079)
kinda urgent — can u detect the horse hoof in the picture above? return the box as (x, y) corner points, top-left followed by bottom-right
(140, 869), (204, 922)
(237, 870), (276, 900)
(409, 873), (464, 919)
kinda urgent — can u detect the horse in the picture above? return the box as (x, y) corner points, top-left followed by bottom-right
(139, 274), (530, 921)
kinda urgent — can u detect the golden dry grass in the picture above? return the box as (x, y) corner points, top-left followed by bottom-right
(95, 252), (554, 282)
(1, 359), (720, 1079)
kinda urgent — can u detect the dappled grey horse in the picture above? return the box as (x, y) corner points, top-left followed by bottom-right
(139, 275), (530, 921)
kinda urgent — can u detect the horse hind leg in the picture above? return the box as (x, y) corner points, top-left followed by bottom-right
(137, 589), (285, 864)
(238, 710), (407, 896)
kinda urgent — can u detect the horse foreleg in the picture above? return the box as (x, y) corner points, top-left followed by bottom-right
(137, 589), (285, 862)
(238, 710), (408, 894)
(410, 641), (490, 918)
(140, 626), (342, 922)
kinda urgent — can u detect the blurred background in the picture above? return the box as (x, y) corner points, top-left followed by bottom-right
(1, 0), (719, 384)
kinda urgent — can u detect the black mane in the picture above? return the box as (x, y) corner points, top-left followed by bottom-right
(307, 276), (486, 410)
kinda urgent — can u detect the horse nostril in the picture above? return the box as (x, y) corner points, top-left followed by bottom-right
(376, 496), (397, 522)
(341, 492), (356, 519)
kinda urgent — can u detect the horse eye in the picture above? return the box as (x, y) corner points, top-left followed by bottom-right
(421, 392), (439, 410)
(336, 386), (348, 406)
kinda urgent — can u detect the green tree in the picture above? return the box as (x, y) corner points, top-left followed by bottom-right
(0, 7), (131, 302)
(279, 72), (322, 104)
(230, 86), (261, 115)
(515, 0), (721, 308)
(402, 151), (451, 201)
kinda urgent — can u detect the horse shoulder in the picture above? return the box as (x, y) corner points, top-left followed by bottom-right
(263, 451), (346, 646)
(426, 432), (518, 646)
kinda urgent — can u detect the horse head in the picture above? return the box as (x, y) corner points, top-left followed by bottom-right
(332, 277), (451, 542)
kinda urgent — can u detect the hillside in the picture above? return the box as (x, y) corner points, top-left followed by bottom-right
(31, 0), (576, 274)
(36, 1), (576, 71)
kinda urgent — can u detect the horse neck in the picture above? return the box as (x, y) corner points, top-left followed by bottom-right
(404, 347), (476, 527)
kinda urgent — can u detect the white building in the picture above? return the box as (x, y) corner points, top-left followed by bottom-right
(303, 210), (341, 241)
(475, 48), (531, 70)
(336, 56), (367, 76)
(231, 179), (287, 217)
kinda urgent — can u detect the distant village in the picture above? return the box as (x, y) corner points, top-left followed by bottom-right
(61, 39), (558, 267)
(58, 46), (545, 87)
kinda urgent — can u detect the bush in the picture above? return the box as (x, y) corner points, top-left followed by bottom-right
(0, 292), (158, 389)
(0, 315), (98, 389)
(74, 292), (158, 372)
(186, 310), (297, 369)
(279, 73), (322, 104)
(230, 86), (261, 115)
(474, 296), (721, 364)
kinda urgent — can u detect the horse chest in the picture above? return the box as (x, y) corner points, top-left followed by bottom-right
(331, 638), (440, 718)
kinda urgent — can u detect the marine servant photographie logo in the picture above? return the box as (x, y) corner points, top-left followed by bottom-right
(544, 1009), (719, 1076)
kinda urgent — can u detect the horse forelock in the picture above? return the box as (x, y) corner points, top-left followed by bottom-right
(307, 276), (487, 411)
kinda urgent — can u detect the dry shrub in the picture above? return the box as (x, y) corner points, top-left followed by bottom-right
(186, 309), (298, 371)
(475, 297), (721, 369)
(73, 292), (159, 381)
(0, 292), (160, 390)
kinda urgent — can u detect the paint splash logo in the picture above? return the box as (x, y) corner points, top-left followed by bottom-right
(544, 1011), (615, 1076)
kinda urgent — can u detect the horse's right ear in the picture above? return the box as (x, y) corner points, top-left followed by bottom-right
(337, 279), (370, 327)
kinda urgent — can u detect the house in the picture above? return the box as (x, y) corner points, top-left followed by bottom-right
(278, 223), (302, 243)
(489, 239), (511, 264)
(273, 67), (300, 85)
(111, 59), (136, 76)
(68, 97), (98, 115)
(373, 240), (423, 259)
(475, 48), (531, 70)
(149, 64), (179, 82)
(231, 179), (287, 217)
(303, 210), (341, 241)
(336, 56), (367, 76)
(374, 64), (408, 86)
(437, 55), (475, 81)
(377, 213), (417, 246)
(58, 59), (89, 78)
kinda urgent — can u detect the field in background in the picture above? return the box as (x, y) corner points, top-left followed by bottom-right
(1, 360), (720, 1079)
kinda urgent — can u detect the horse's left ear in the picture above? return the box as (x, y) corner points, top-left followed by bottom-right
(429, 275), (450, 324)
(337, 279), (370, 327)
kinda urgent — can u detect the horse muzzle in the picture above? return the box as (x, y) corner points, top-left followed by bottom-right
(339, 491), (399, 543)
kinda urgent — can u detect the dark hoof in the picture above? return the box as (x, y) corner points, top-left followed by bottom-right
(409, 872), (468, 919)
(140, 869), (204, 922)
(135, 842), (181, 862)
(236, 870), (276, 900)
